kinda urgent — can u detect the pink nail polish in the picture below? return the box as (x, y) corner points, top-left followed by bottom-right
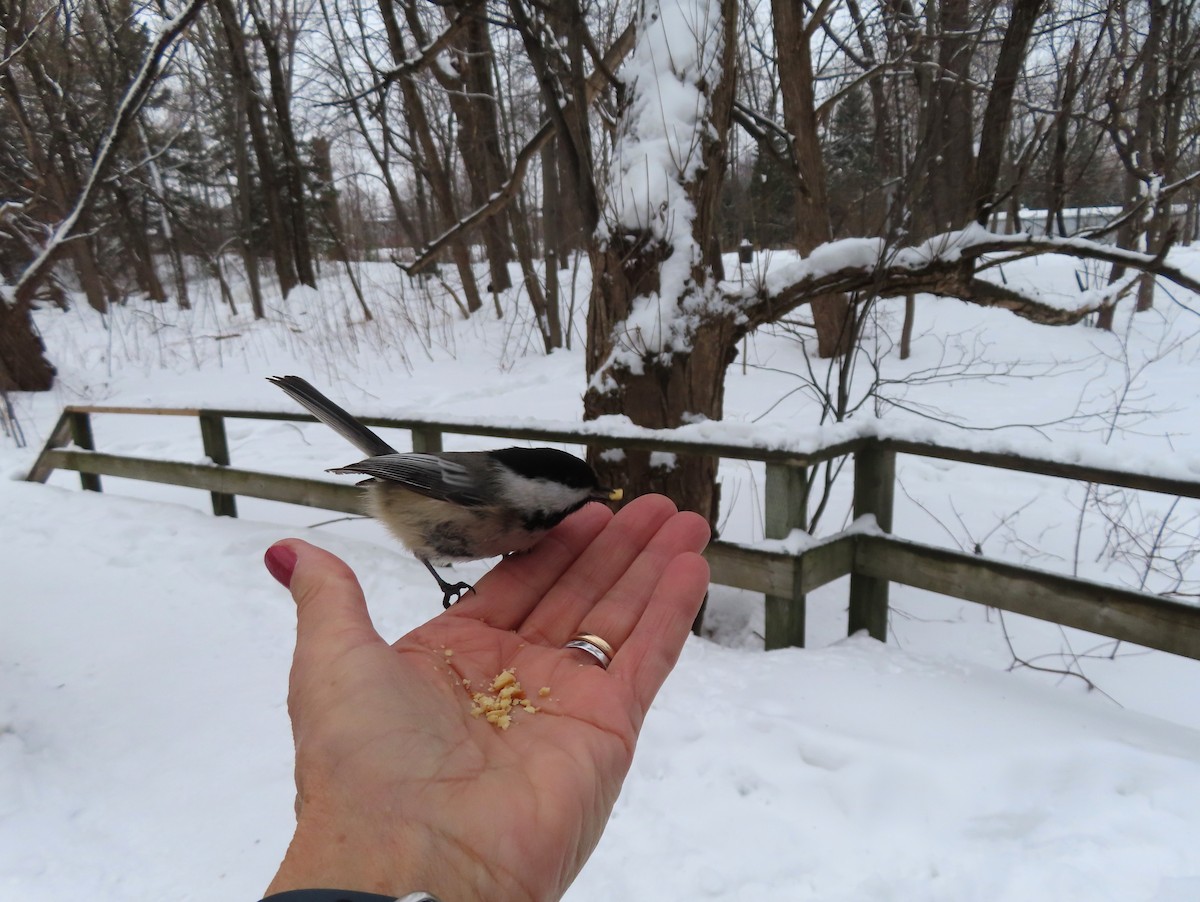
(264, 544), (298, 588)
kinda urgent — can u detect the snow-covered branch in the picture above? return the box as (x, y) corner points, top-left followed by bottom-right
(734, 227), (1200, 335)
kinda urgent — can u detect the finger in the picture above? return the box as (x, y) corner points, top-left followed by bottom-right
(517, 494), (682, 644)
(446, 501), (613, 630)
(609, 551), (710, 725)
(267, 538), (384, 666)
(567, 510), (709, 652)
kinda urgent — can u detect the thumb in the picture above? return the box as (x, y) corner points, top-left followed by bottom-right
(265, 538), (382, 663)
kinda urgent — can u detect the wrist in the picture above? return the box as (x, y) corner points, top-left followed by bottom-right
(266, 806), (486, 902)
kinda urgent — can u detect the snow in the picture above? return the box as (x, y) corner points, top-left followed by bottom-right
(593, 0), (729, 380)
(3, 246), (1200, 901)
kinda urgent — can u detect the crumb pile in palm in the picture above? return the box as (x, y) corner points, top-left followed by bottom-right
(469, 669), (544, 730)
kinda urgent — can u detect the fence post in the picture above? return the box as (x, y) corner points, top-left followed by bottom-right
(199, 411), (238, 517)
(763, 462), (808, 649)
(412, 427), (443, 454)
(849, 442), (895, 641)
(68, 411), (102, 492)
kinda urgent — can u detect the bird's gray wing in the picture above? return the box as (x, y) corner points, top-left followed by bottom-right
(330, 453), (490, 506)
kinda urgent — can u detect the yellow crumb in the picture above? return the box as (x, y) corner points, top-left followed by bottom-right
(469, 669), (545, 731)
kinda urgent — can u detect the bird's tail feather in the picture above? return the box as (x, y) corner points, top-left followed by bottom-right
(267, 375), (396, 458)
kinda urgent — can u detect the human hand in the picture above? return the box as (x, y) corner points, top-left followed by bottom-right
(262, 494), (710, 902)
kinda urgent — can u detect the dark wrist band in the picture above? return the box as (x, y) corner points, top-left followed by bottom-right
(261, 891), (440, 902)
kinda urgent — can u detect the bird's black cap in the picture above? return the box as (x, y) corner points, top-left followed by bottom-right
(487, 447), (603, 490)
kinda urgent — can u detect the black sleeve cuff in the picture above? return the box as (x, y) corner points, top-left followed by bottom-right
(261, 891), (439, 902)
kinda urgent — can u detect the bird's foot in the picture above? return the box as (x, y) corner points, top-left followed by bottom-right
(439, 580), (475, 609)
(422, 559), (476, 608)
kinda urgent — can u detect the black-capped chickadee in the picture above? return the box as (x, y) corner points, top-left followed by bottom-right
(267, 376), (622, 607)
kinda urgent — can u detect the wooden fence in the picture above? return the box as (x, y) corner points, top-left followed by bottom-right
(26, 404), (1200, 660)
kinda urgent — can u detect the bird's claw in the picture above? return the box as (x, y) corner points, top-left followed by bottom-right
(441, 581), (475, 609)
(422, 558), (476, 608)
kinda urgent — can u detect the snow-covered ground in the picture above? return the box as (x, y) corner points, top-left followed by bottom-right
(3, 249), (1200, 900)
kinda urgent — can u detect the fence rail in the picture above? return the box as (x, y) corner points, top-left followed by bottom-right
(26, 404), (1200, 660)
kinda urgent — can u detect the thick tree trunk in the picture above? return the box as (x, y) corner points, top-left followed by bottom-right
(0, 302), (56, 392)
(930, 0), (975, 229)
(583, 0), (738, 526)
(583, 245), (735, 526)
(772, 0), (852, 358)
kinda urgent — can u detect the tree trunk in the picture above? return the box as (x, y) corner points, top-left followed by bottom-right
(0, 301), (56, 392)
(446, 8), (513, 292)
(583, 0), (737, 526)
(772, 0), (852, 358)
(930, 0), (975, 229)
(1046, 40), (1082, 236)
(900, 294), (915, 359)
(113, 183), (168, 302)
(212, 0), (299, 298)
(247, 0), (317, 289)
(972, 0), (1048, 224)
(379, 0), (483, 313)
(583, 244), (735, 526)
(233, 100), (266, 319)
(397, 75), (484, 314)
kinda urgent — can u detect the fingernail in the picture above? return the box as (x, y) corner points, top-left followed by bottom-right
(264, 544), (298, 588)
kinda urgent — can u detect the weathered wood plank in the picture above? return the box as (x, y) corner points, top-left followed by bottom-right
(704, 535), (854, 599)
(799, 534), (856, 592)
(63, 405), (866, 466)
(411, 427), (443, 454)
(57, 404), (1200, 500)
(705, 541), (800, 597)
(65, 405), (202, 417)
(198, 412), (237, 517)
(25, 411), (73, 484)
(32, 405), (1200, 662)
(42, 450), (363, 515)
(854, 534), (1200, 660)
(849, 446), (895, 641)
(763, 462), (809, 649)
(69, 411), (102, 492)
(880, 438), (1200, 500)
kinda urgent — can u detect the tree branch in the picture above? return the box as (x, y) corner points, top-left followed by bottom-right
(402, 19), (635, 276)
(733, 227), (1200, 337)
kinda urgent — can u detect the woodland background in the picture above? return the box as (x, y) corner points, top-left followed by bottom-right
(2, 0), (1199, 515)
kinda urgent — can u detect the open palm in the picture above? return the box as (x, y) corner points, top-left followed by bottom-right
(266, 494), (710, 902)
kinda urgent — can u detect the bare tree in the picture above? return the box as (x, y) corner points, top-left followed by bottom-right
(1105, 0), (1200, 317)
(0, 0), (207, 390)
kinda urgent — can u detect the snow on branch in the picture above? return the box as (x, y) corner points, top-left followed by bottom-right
(733, 226), (1200, 335)
(2, 0), (207, 309)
